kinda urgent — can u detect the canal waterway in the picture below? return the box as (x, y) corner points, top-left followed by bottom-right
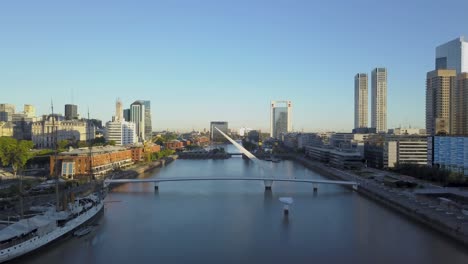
(16, 145), (468, 264)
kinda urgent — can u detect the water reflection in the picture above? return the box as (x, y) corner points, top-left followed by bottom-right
(14, 147), (468, 264)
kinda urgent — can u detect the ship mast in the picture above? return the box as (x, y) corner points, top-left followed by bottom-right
(87, 108), (93, 183)
(51, 101), (60, 212)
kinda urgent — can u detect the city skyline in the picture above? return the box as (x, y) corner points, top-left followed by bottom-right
(1, 1), (468, 131)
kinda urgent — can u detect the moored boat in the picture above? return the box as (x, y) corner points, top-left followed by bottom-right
(0, 192), (104, 262)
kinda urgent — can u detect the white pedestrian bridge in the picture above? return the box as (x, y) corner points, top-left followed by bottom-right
(105, 128), (358, 192)
(104, 177), (359, 191)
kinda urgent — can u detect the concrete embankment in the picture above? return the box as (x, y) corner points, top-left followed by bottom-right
(109, 155), (178, 181)
(177, 152), (229, 160)
(283, 154), (468, 247)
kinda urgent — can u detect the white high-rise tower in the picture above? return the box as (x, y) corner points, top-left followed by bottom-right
(354, 73), (368, 129)
(371, 68), (387, 133)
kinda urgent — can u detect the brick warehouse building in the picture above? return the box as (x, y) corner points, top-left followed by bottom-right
(50, 144), (160, 179)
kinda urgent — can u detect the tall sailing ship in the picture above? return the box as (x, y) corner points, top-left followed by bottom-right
(0, 108), (105, 263)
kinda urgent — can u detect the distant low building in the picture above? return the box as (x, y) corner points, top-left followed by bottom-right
(388, 127), (426, 135)
(352, 127), (376, 134)
(105, 121), (137, 146)
(0, 122), (14, 137)
(282, 133), (327, 150)
(330, 133), (371, 157)
(305, 146), (363, 169)
(164, 140), (184, 150)
(365, 134), (428, 169)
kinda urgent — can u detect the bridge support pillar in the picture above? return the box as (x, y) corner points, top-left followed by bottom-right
(313, 184), (318, 192)
(154, 183), (159, 191)
(264, 180), (273, 191)
(283, 204), (289, 216)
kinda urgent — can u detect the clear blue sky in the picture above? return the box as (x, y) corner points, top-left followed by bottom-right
(1, 0), (468, 132)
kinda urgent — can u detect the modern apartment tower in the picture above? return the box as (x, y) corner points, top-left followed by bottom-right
(354, 73), (368, 129)
(130, 101), (145, 142)
(143, 100), (152, 139)
(270, 101), (292, 139)
(371, 68), (387, 133)
(425, 69), (457, 136)
(64, 104), (78, 120)
(436, 36), (468, 73)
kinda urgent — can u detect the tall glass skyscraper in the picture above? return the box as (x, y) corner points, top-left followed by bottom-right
(129, 100), (152, 142)
(436, 36), (468, 74)
(270, 101), (292, 139)
(130, 101), (145, 142)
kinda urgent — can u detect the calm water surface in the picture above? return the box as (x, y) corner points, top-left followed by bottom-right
(17, 145), (468, 264)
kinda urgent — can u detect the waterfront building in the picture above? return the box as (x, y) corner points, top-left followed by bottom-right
(32, 115), (95, 148)
(355, 73), (368, 129)
(246, 130), (260, 144)
(330, 133), (371, 157)
(371, 68), (387, 133)
(164, 140), (184, 150)
(425, 69), (457, 136)
(283, 133), (324, 150)
(270, 101), (292, 139)
(305, 146), (363, 169)
(210, 121), (228, 142)
(64, 104), (78, 120)
(431, 136), (468, 176)
(50, 146), (133, 179)
(364, 134), (428, 169)
(435, 36), (468, 74)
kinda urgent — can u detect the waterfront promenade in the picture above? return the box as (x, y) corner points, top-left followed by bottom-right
(288, 154), (468, 246)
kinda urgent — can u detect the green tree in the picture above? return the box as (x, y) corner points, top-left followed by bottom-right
(108, 140), (116, 146)
(0, 137), (34, 218)
(58, 139), (69, 150)
(77, 141), (88, 148)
